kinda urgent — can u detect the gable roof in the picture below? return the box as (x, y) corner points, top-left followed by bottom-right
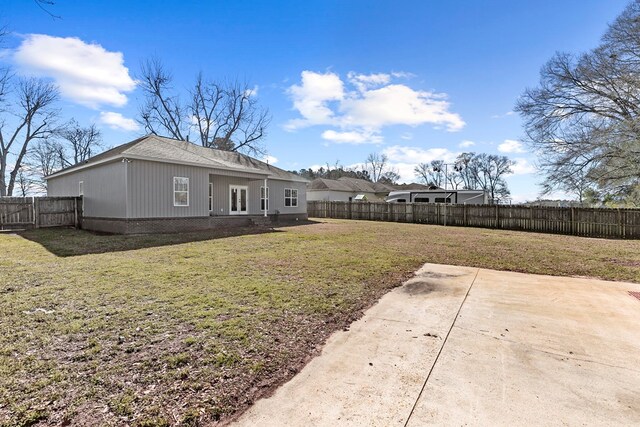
(46, 135), (308, 183)
(308, 177), (396, 193)
(307, 177), (438, 194)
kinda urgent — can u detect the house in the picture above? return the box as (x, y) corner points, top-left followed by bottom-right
(385, 188), (488, 204)
(45, 135), (309, 234)
(306, 177), (396, 202)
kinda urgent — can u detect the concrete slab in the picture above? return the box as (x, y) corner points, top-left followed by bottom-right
(407, 267), (640, 426)
(233, 264), (640, 426)
(234, 264), (478, 426)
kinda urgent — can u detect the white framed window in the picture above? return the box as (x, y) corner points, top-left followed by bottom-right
(209, 182), (214, 212)
(261, 186), (269, 211)
(284, 188), (298, 207)
(78, 181), (84, 196)
(173, 177), (189, 207)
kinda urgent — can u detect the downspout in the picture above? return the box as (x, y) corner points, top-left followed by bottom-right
(264, 178), (268, 217)
(123, 158), (129, 219)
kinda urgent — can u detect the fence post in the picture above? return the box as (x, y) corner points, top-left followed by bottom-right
(74, 197), (79, 229)
(570, 207), (575, 235)
(463, 204), (467, 226)
(34, 197), (40, 229)
(495, 204), (499, 229)
(618, 208), (623, 238)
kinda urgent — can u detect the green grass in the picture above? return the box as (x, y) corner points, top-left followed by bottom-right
(1, 219), (639, 426)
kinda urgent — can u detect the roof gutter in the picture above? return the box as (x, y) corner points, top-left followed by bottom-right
(46, 153), (308, 183)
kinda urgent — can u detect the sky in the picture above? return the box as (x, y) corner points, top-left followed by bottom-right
(0, 0), (631, 202)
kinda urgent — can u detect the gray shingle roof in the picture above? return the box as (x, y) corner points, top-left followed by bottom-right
(47, 135), (307, 182)
(308, 177), (395, 193)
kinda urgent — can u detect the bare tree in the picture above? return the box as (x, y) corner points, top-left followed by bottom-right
(469, 154), (514, 203)
(515, 1), (640, 201)
(34, 0), (61, 19)
(379, 170), (401, 185)
(414, 161), (445, 187)
(138, 58), (270, 155)
(16, 168), (34, 196)
(539, 159), (595, 204)
(56, 120), (102, 167)
(364, 152), (388, 182)
(0, 77), (59, 196)
(25, 139), (63, 192)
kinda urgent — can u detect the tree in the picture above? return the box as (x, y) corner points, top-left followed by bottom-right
(378, 170), (400, 185)
(138, 58), (270, 156)
(0, 77), (59, 196)
(364, 152), (388, 182)
(293, 163), (372, 181)
(515, 1), (640, 201)
(539, 161), (595, 204)
(56, 120), (102, 167)
(414, 160), (445, 187)
(22, 121), (102, 192)
(469, 154), (514, 203)
(364, 152), (400, 183)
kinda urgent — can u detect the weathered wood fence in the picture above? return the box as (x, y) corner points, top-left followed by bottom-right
(307, 201), (640, 239)
(0, 197), (82, 230)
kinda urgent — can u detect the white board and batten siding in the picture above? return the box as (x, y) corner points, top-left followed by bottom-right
(47, 160), (127, 218)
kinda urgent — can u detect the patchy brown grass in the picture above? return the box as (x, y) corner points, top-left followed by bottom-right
(1, 219), (639, 426)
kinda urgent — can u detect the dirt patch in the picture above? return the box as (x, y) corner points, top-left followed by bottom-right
(402, 280), (442, 296)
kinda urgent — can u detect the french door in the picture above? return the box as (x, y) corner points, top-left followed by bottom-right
(229, 185), (248, 215)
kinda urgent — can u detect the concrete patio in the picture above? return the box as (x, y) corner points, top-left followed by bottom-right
(234, 263), (640, 426)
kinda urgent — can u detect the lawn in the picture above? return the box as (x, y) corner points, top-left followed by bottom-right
(1, 219), (639, 426)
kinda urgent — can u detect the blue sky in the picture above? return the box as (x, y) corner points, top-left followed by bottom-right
(0, 0), (631, 201)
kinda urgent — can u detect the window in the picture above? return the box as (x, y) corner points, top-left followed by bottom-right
(261, 186), (269, 211)
(396, 199), (406, 203)
(284, 188), (298, 207)
(208, 183), (213, 211)
(435, 197), (451, 204)
(78, 181), (84, 196)
(173, 177), (189, 206)
(414, 197), (429, 203)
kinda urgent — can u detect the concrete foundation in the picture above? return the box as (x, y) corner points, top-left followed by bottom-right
(82, 213), (308, 234)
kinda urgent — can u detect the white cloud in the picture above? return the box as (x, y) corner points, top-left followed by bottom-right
(491, 110), (515, 119)
(245, 85), (259, 97)
(262, 155), (278, 164)
(340, 84), (465, 131)
(321, 129), (382, 144)
(14, 34), (136, 108)
(510, 158), (537, 175)
(498, 139), (526, 153)
(99, 112), (140, 131)
(400, 132), (413, 140)
(347, 72), (391, 92)
(391, 71), (416, 79)
(285, 70), (465, 144)
(285, 71), (344, 130)
(459, 140), (475, 148)
(382, 145), (458, 164)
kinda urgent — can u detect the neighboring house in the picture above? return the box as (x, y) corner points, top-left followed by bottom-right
(307, 177), (396, 202)
(386, 188), (488, 204)
(46, 135), (308, 234)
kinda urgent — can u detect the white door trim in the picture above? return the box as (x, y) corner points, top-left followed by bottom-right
(229, 185), (248, 215)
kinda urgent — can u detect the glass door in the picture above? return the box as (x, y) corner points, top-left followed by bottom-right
(229, 185), (248, 215)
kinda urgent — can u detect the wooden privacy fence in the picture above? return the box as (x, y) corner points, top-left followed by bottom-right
(0, 197), (82, 230)
(307, 201), (640, 239)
